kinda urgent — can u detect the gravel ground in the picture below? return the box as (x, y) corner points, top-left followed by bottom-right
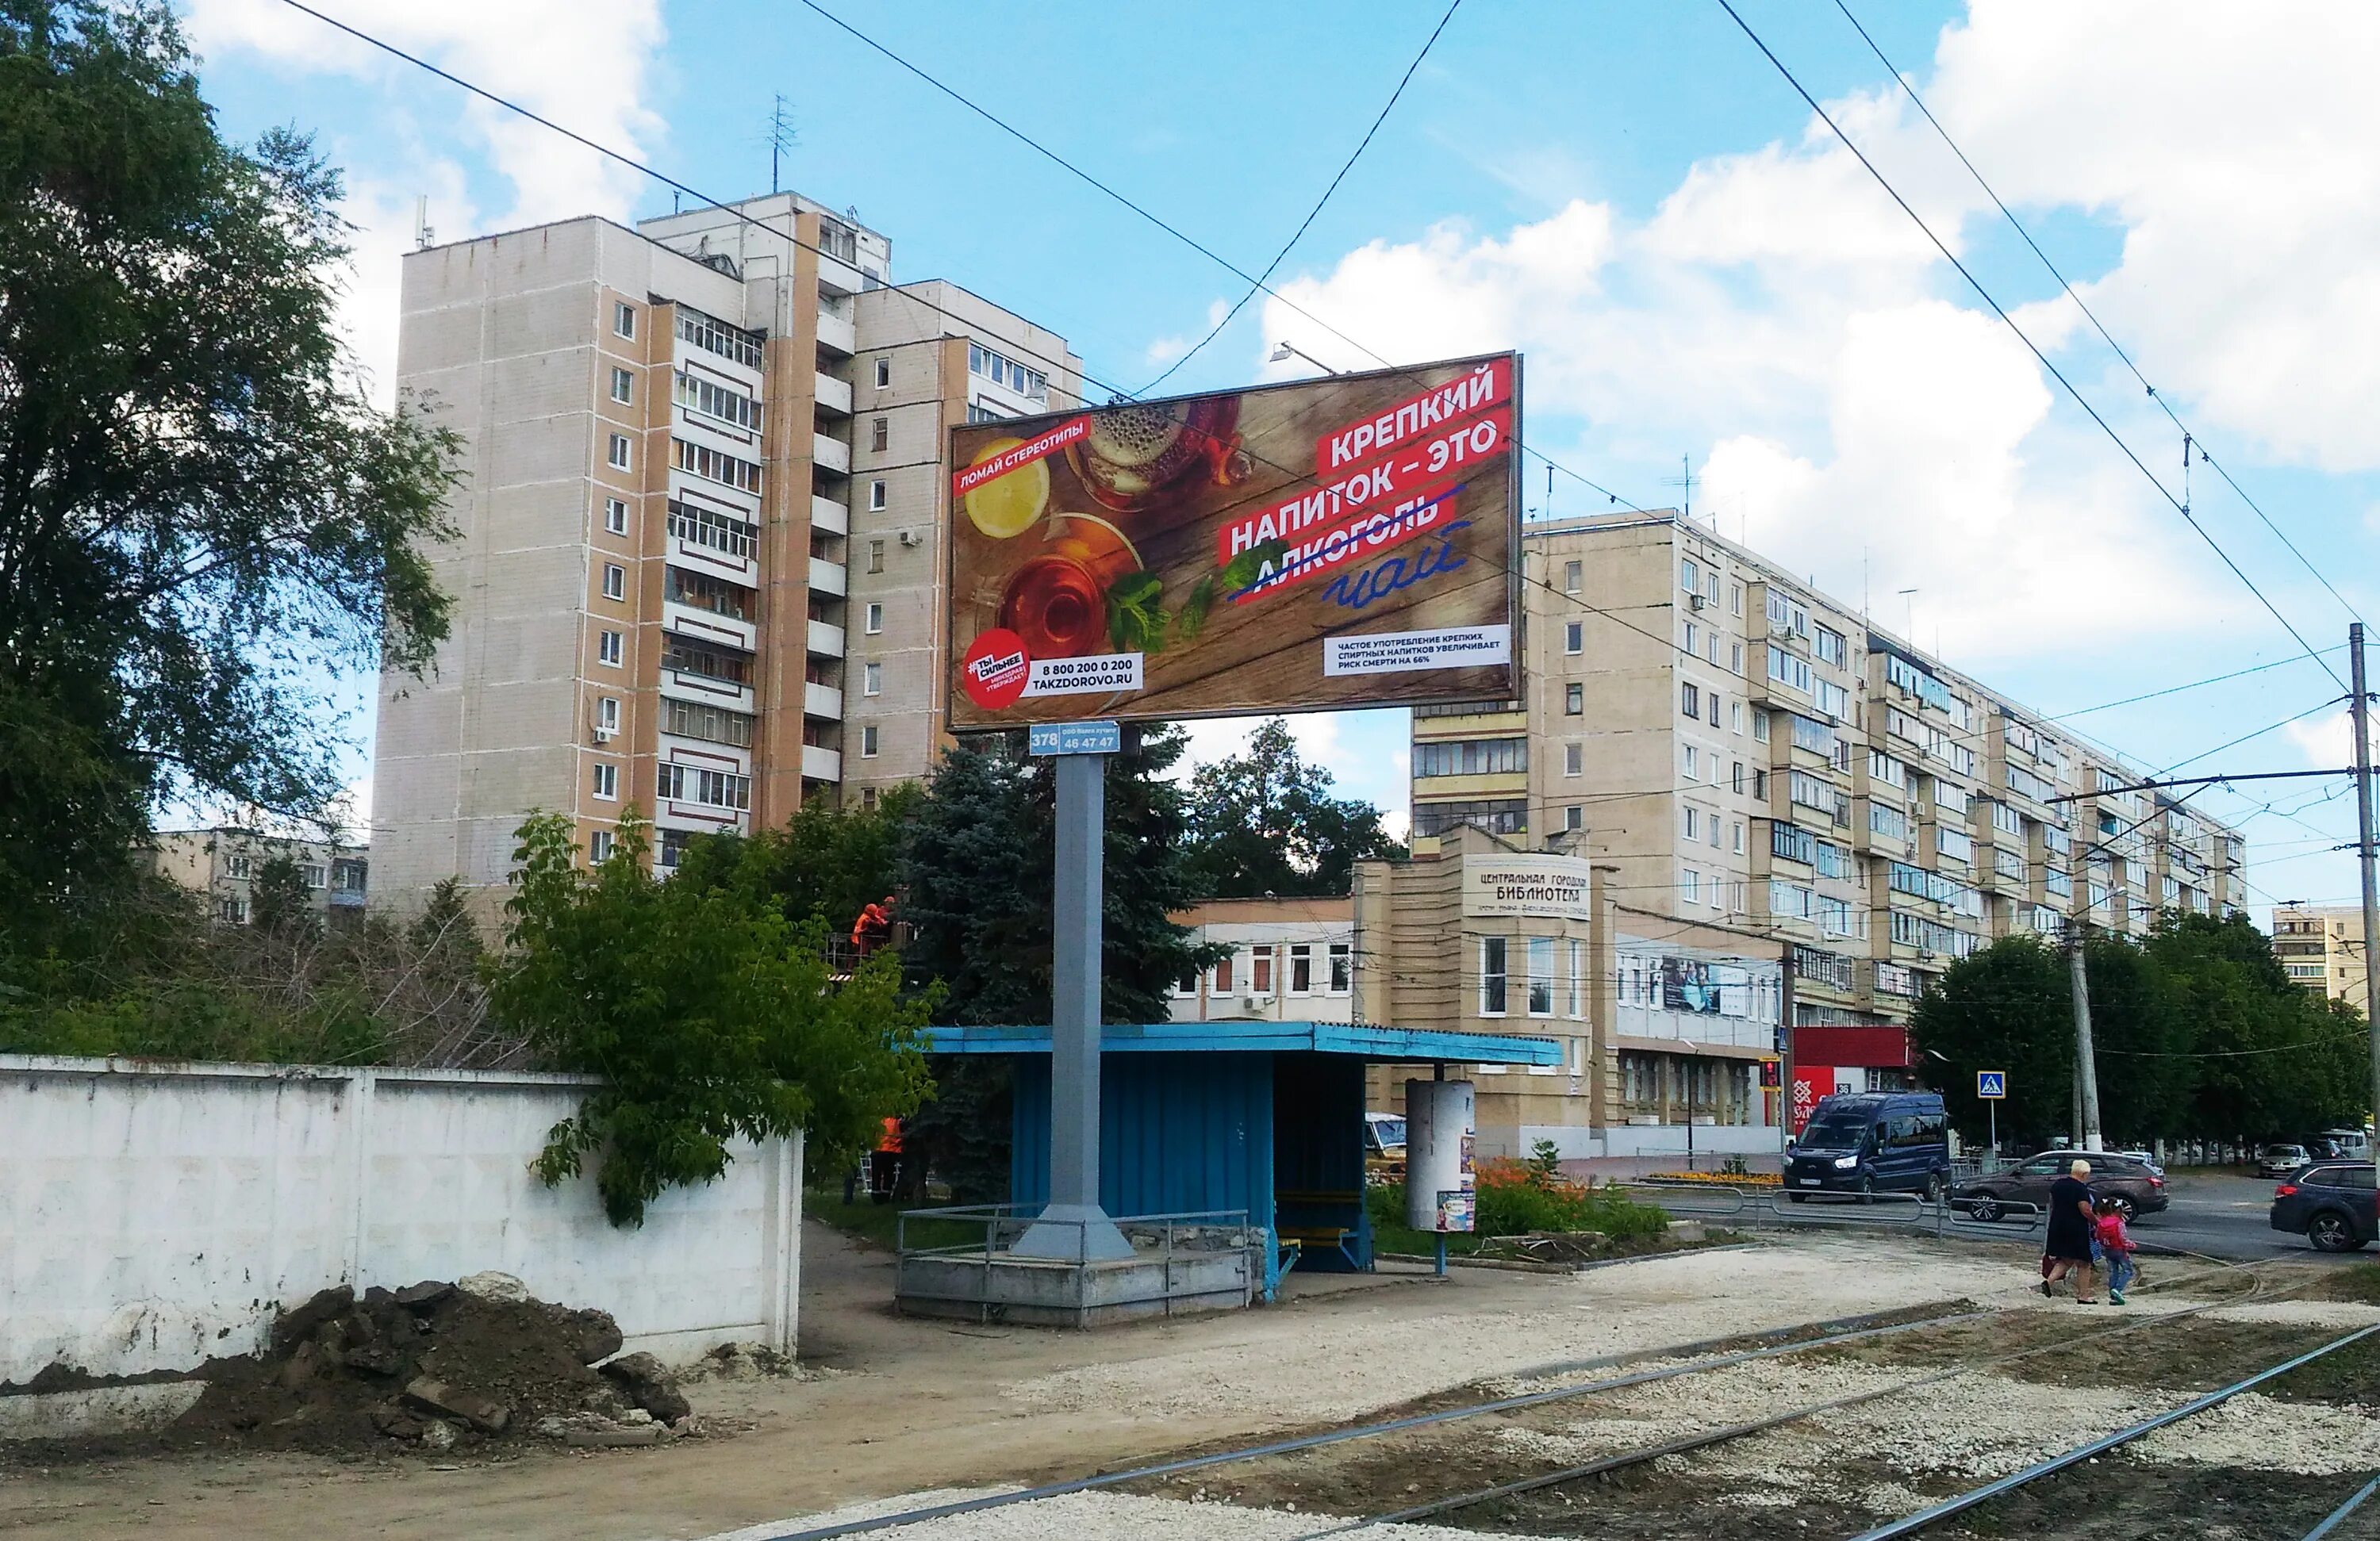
(2133, 1390), (2380, 1474)
(1004, 1238), (2030, 1425)
(689, 1488), (1488, 1540)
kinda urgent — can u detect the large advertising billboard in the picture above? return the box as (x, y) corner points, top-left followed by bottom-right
(944, 353), (1520, 728)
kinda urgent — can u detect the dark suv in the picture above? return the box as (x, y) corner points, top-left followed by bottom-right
(1956, 1149), (2169, 1222)
(2271, 1163), (2377, 1252)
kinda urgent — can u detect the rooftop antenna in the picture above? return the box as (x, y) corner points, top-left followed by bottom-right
(1664, 454), (1699, 523)
(413, 194), (434, 250)
(766, 94), (797, 195)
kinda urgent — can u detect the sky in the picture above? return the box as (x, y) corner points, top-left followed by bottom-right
(182, 0), (2380, 918)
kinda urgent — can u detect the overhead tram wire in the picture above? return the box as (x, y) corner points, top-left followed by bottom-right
(1833, 0), (2367, 633)
(2047, 646), (2350, 721)
(290, 0), (2297, 811)
(790, 0), (1655, 514)
(1712, 0), (2348, 696)
(1138, 0), (1465, 395)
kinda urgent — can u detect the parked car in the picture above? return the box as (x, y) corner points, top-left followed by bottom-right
(2259, 1143), (2313, 1179)
(2271, 1163), (2378, 1252)
(1956, 1149), (2169, 1222)
(1783, 1091), (1951, 1200)
(1363, 1112), (1407, 1186)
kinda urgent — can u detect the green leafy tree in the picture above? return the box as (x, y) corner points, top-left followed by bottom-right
(488, 811), (931, 1226)
(2145, 910), (2365, 1139)
(1180, 719), (1403, 899)
(893, 728), (1215, 1201)
(248, 854), (319, 940)
(0, 1), (459, 972)
(674, 784), (918, 939)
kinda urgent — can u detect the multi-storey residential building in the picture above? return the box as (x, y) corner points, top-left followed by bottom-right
(373, 194), (1081, 910)
(1405, 511), (2246, 1122)
(2274, 905), (2369, 1006)
(1165, 897), (1355, 1025)
(153, 829), (368, 926)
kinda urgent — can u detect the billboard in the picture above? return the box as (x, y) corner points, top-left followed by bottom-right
(944, 353), (1520, 728)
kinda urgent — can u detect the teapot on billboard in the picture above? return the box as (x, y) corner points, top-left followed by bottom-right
(946, 354), (1522, 726)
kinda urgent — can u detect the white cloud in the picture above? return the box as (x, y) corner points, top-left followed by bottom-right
(2284, 709), (2359, 772)
(190, 0), (663, 397)
(1254, 2), (2378, 672)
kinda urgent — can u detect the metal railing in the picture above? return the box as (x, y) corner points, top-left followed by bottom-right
(893, 1204), (1267, 1324)
(1614, 1181), (2046, 1239)
(895, 1202), (1259, 1265)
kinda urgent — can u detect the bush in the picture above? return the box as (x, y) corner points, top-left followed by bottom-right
(1367, 1162), (1669, 1242)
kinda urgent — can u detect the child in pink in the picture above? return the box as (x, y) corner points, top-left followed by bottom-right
(2094, 1199), (2138, 1305)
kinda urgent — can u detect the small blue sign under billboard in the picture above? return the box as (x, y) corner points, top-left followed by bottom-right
(1978, 1070), (2007, 1100)
(1029, 720), (1121, 757)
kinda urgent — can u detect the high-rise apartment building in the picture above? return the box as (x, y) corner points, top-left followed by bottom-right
(2274, 905), (2368, 1006)
(373, 194), (1081, 910)
(1410, 512), (2247, 1044)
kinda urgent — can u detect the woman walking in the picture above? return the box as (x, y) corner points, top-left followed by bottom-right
(2041, 1159), (2099, 1302)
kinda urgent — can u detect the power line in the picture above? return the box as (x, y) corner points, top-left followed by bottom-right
(1713, 0), (2348, 696)
(1832, 0), (2367, 634)
(1139, 0), (1464, 394)
(2047, 646), (2349, 722)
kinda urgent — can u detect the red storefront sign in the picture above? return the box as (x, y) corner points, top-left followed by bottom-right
(1790, 1066), (1836, 1135)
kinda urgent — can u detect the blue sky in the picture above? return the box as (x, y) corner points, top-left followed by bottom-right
(186, 1), (2380, 917)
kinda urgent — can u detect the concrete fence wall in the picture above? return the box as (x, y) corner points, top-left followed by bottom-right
(0, 1055), (802, 1388)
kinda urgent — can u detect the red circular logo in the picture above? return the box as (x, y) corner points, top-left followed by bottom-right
(960, 627), (1031, 711)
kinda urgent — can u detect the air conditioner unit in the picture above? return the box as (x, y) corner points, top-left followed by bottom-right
(1242, 995), (1265, 1011)
(1687, 593), (1706, 611)
(898, 530), (923, 548)
(592, 727), (616, 745)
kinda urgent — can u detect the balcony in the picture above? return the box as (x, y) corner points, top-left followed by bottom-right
(802, 744), (843, 782)
(812, 493), (849, 536)
(804, 681), (844, 719)
(816, 251), (867, 298)
(814, 371), (852, 416)
(808, 618), (846, 658)
(808, 556), (848, 598)
(816, 309), (856, 356)
(813, 431), (851, 475)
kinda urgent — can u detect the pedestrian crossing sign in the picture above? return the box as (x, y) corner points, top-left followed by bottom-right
(1978, 1070), (2007, 1099)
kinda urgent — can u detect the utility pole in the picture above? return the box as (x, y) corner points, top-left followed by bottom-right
(2067, 922), (2103, 1153)
(1778, 945), (1797, 1162)
(2351, 623), (2380, 1156)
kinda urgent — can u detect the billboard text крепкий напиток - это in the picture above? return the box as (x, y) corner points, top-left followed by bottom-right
(944, 353), (1522, 727)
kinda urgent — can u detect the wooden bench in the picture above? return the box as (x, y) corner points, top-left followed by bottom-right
(1276, 1189), (1368, 1271)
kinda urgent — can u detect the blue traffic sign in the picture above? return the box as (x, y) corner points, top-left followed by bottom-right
(1028, 720), (1122, 757)
(1977, 1070), (2007, 1100)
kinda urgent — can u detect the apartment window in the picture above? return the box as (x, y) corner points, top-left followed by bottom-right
(659, 763), (752, 811)
(673, 439), (763, 494)
(607, 434), (632, 471)
(603, 496), (629, 536)
(602, 563), (626, 601)
(1709, 692), (1722, 728)
(1732, 761), (1745, 794)
(596, 696), (620, 736)
(865, 602), (884, 635)
(1681, 557), (1699, 593)
(1411, 799), (1528, 837)
(1683, 621), (1699, 658)
(598, 630), (622, 667)
(1565, 805), (1583, 831)
(1288, 944), (1314, 996)
(589, 830), (615, 863)
(873, 356), (891, 389)
(1730, 701), (1745, 734)
(1413, 738), (1526, 777)
(592, 763), (618, 801)
(1251, 949), (1274, 995)
(1173, 968), (1198, 999)
(1683, 806), (1702, 841)
(1564, 620), (1583, 654)
(662, 634), (752, 687)
(861, 725), (880, 757)
(1753, 708), (1771, 742)
(1480, 937), (1508, 1016)
(610, 366), (635, 404)
(665, 565), (754, 621)
(1527, 937), (1556, 1017)
(298, 863), (326, 889)
(217, 897), (248, 924)
(612, 301), (635, 339)
(1564, 682), (1583, 715)
(667, 500), (759, 561)
(1212, 953), (1234, 993)
(1328, 942), (1351, 995)
(869, 479), (887, 511)
(869, 416), (889, 453)
(1562, 559), (1583, 594)
(867, 538), (886, 574)
(1870, 803), (1908, 840)
(1683, 745), (1699, 782)
(1681, 867), (1702, 906)
(674, 305), (765, 369)
(1569, 940), (1587, 1019)
(662, 698), (756, 748)
(1768, 643), (1813, 695)
(1564, 742), (1583, 776)
(1729, 642), (1745, 675)
(1730, 583), (1744, 616)
(225, 853), (251, 880)
(862, 661), (882, 696)
(1681, 680), (1700, 720)
(1814, 625), (1847, 667)
(672, 370), (758, 429)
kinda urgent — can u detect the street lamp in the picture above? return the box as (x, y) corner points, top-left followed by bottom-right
(1269, 340), (1338, 376)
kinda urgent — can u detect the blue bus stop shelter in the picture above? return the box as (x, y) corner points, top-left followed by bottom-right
(922, 1021), (1561, 1287)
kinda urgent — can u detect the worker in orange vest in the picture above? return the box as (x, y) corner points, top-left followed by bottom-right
(851, 896), (895, 959)
(868, 1115), (903, 1203)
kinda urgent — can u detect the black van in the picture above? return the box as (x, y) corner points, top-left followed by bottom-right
(1786, 1091), (1951, 1201)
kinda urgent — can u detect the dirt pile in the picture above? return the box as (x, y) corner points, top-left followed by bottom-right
(169, 1274), (696, 1455)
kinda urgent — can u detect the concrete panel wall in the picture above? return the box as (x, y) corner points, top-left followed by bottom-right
(0, 1056), (800, 1387)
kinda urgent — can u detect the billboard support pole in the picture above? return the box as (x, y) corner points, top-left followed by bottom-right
(1014, 746), (1133, 1262)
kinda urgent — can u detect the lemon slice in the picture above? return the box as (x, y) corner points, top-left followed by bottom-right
(965, 439), (1049, 539)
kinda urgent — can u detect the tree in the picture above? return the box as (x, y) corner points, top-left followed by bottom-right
(0, 2), (459, 965)
(894, 727), (1215, 1200)
(2145, 910), (2364, 1139)
(487, 811), (931, 1226)
(1179, 719), (1403, 899)
(674, 784), (917, 941)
